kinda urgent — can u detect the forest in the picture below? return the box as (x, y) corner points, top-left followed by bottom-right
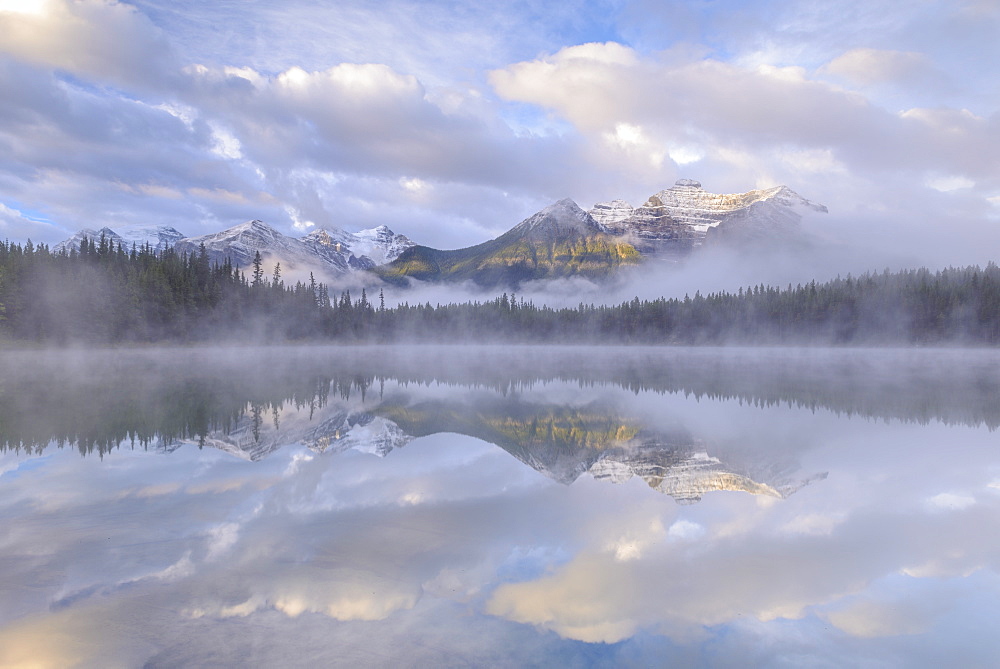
(2, 234), (1000, 345)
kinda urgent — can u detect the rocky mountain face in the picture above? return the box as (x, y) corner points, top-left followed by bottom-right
(54, 220), (414, 276)
(589, 179), (827, 257)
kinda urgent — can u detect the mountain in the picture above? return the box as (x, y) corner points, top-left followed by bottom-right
(379, 180), (825, 287)
(54, 220), (414, 276)
(53, 224), (185, 255)
(379, 198), (640, 287)
(173, 219), (350, 272)
(48, 178), (823, 286)
(114, 224), (186, 253)
(590, 179), (827, 257)
(301, 225), (415, 270)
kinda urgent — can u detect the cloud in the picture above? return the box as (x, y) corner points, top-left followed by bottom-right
(824, 595), (933, 638)
(925, 492), (976, 511)
(822, 48), (939, 87)
(490, 41), (1000, 188)
(0, 0), (177, 88)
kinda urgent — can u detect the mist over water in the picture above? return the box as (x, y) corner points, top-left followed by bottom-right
(1, 345), (999, 667)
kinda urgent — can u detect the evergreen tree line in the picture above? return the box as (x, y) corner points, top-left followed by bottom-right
(3, 234), (1000, 344)
(345, 264), (1000, 345)
(0, 234), (335, 342)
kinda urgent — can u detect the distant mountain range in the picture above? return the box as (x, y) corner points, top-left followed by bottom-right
(380, 179), (825, 285)
(54, 220), (416, 275)
(53, 179), (826, 286)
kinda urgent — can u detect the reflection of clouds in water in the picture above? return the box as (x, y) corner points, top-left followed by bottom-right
(204, 522), (242, 561)
(188, 566), (420, 621)
(780, 513), (845, 536)
(667, 519), (705, 541)
(486, 489), (1000, 644)
(483, 425), (1000, 651)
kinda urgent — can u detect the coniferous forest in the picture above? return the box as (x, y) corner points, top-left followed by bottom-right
(2, 235), (1000, 345)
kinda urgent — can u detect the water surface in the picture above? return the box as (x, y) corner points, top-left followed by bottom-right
(1, 346), (998, 667)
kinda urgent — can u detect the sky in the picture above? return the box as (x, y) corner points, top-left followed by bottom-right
(0, 0), (998, 259)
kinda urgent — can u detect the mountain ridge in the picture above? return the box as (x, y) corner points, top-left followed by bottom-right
(589, 179), (827, 256)
(378, 198), (640, 286)
(54, 220), (415, 276)
(49, 179), (825, 287)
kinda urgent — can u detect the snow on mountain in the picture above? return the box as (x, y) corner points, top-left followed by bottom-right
(53, 219), (413, 278)
(167, 402), (413, 462)
(53, 227), (119, 255)
(589, 179), (827, 256)
(113, 224), (185, 253)
(302, 225), (414, 269)
(53, 225), (186, 255)
(506, 198), (605, 243)
(588, 449), (781, 504)
(301, 412), (413, 457)
(172, 219), (352, 274)
(589, 199), (634, 229)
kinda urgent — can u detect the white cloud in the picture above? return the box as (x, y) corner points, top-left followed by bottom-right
(825, 597), (931, 638)
(926, 492), (976, 511)
(780, 513), (844, 536)
(204, 522), (241, 560)
(0, 0), (175, 87)
(822, 48), (935, 87)
(926, 175), (975, 192)
(667, 519), (705, 540)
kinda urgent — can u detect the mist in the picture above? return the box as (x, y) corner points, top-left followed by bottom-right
(379, 204), (989, 311)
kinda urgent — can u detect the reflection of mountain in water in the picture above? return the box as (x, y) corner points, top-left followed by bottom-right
(587, 447), (826, 504)
(374, 397), (823, 504)
(143, 389), (823, 504)
(165, 408), (413, 462)
(8, 345), (994, 503)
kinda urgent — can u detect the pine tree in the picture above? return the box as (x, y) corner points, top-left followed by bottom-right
(249, 250), (264, 290)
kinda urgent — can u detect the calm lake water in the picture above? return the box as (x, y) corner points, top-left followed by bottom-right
(1, 346), (999, 668)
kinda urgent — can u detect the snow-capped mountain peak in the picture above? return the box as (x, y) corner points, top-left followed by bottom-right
(508, 198), (604, 242)
(302, 225), (414, 266)
(114, 224), (186, 252)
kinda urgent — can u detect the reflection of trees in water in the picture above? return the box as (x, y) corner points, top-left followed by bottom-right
(1, 347), (997, 456)
(0, 356), (353, 456)
(357, 348), (1000, 430)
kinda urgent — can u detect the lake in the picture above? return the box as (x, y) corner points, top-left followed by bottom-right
(1, 345), (999, 667)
